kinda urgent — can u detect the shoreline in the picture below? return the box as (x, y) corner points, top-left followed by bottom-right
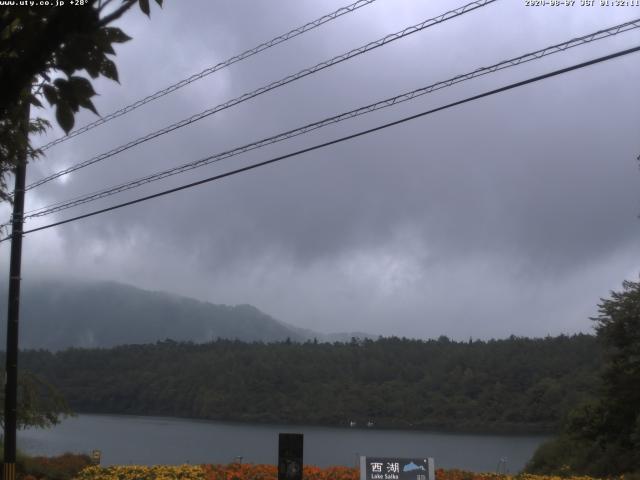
(61, 411), (555, 437)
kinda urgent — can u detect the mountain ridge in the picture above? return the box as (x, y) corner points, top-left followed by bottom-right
(0, 278), (373, 350)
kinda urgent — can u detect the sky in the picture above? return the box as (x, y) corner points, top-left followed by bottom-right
(1, 0), (639, 340)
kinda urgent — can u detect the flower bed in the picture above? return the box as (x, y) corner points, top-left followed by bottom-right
(75, 465), (206, 480)
(72, 464), (614, 480)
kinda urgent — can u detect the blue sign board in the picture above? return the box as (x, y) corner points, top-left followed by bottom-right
(360, 457), (434, 480)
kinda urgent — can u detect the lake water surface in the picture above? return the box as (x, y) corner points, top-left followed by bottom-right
(18, 414), (548, 473)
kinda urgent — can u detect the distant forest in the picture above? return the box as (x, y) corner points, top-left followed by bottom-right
(19, 335), (600, 433)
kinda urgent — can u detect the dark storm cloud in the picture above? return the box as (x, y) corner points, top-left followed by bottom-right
(4, 0), (639, 338)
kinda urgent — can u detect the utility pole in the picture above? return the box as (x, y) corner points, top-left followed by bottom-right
(3, 100), (29, 480)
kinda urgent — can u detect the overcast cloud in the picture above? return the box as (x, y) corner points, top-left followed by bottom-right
(2, 0), (639, 339)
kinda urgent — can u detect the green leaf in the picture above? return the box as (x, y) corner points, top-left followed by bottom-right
(101, 42), (116, 56)
(103, 27), (132, 44)
(85, 65), (100, 79)
(92, 28), (116, 54)
(83, 51), (101, 78)
(139, 0), (150, 16)
(42, 84), (58, 105)
(55, 102), (75, 134)
(78, 97), (99, 116)
(55, 41), (92, 76)
(99, 58), (119, 82)
(68, 75), (96, 98)
(53, 77), (67, 90)
(154, 0), (163, 6)
(53, 78), (79, 110)
(29, 118), (51, 135)
(29, 95), (43, 108)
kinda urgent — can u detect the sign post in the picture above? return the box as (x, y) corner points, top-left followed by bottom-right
(360, 457), (435, 480)
(278, 433), (303, 480)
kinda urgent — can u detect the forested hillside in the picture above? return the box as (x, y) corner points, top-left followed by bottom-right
(0, 279), (370, 349)
(20, 335), (600, 433)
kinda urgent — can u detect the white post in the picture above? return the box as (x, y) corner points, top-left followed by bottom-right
(427, 458), (435, 480)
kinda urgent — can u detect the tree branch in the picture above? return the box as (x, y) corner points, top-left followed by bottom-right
(98, 0), (137, 27)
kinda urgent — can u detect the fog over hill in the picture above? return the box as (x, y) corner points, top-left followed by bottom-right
(0, 279), (372, 350)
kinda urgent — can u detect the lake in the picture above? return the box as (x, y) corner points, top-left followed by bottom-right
(18, 414), (548, 473)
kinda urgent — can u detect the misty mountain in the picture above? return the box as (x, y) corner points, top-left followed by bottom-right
(0, 279), (370, 350)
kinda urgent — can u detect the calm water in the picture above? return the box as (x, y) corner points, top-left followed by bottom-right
(18, 414), (547, 473)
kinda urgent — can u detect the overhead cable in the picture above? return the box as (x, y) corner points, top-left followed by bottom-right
(37, 0), (380, 151)
(6, 44), (639, 242)
(25, 0), (496, 192)
(23, 17), (640, 219)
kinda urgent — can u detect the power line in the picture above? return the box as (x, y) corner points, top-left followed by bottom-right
(23, 17), (640, 220)
(6, 44), (638, 243)
(36, 0), (379, 152)
(24, 0), (496, 192)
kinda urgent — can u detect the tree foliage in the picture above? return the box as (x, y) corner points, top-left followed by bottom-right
(526, 279), (640, 476)
(0, 0), (162, 201)
(19, 334), (600, 434)
(0, 371), (71, 430)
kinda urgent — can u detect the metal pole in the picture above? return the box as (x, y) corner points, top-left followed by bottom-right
(3, 101), (29, 480)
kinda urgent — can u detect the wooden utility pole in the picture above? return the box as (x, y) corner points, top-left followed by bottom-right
(3, 100), (29, 480)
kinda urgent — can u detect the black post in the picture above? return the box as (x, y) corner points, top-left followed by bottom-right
(3, 102), (29, 480)
(278, 433), (303, 480)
